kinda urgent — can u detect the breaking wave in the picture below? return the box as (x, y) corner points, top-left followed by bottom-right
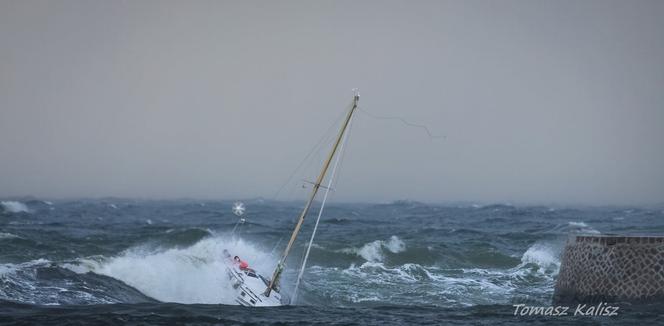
(567, 221), (601, 234)
(0, 233), (278, 306)
(339, 236), (406, 262)
(0, 232), (20, 240)
(298, 240), (562, 306)
(66, 235), (276, 304)
(0, 259), (154, 305)
(518, 242), (561, 275)
(1, 201), (30, 214)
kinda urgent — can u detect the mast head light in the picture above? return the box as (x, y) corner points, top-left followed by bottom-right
(352, 88), (360, 99)
(232, 202), (246, 217)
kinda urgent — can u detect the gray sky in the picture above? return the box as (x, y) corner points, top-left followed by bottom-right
(1, 0), (663, 205)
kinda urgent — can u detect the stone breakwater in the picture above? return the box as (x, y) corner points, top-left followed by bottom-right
(554, 235), (664, 303)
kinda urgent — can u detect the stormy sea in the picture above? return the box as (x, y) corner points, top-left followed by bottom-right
(1, 199), (663, 325)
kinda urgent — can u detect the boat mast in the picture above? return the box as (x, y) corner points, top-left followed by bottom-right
(265, 90), (359, 297)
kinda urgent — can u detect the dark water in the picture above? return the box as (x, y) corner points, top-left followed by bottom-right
(1, 199), (663, 325)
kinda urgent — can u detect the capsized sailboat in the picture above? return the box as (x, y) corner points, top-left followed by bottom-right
(223, 91), (359, 306)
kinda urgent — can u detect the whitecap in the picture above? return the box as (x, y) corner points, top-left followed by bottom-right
(384, 235), (406, 253)
(568, 221), (601, 234)
(340, 235), (407, 262)
(1, 201), (30, 213)
(0, 259), (50, 276)
(357, 240), (385, 262)
(0, 232), (21, 240)
(518, 242), (561, 275)
(568, 221), (588, 228)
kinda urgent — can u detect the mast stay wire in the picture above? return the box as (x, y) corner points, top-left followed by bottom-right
(328, 105), (354, 193)
(293, 110), (354, 264)
(280, 108), (346, 209)
(268, 101), (354, 260)
(292, 119), (354, 282)
(291, 115), (353, 304)
(271, 105), (351, 201)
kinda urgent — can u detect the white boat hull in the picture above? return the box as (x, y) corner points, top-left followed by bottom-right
(224, 260), (283, 307)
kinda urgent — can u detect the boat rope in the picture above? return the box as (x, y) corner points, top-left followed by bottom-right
(291, 115), (353, 304)
(357, 107), (446, 140)
(230, 216), (246, 243)
(269, 236), (285, 257)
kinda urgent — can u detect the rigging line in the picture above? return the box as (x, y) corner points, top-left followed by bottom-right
(357, 107), (446, 140)
(330, 107), (354, 191)
(230, 217), (244, 239)
(269, 236), (285, 257)
(293, 116), (352, 270)
(271, 106), (351, 200)
(283, 110), (345, 202)
(291, 115), (353, 304)
(297, 109), (354, 265)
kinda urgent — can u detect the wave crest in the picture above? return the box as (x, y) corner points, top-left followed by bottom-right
(518, 242), (561, 275)
(68, 235), (276, 304)
(1, 201), (30, 214)
(340, 236), (406, 262)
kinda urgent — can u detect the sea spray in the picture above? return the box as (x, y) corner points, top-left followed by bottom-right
(518, 242), (562, 275)
(70, 235), (277, 304)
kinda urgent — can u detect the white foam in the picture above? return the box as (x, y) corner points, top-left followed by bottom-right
(69, 235), (276, 304)
(351, 295), (381, 303)
(357, 240), (385, 262)
(519, 242), (560, 274)
(0, 264), (15, 277)
(342, 262), (424, 283)
(309, 243), (325, 250)
(0, 259), (112, 305)
(331, 262), (515, 306)
(568, 221), (601, 234)
(1, 201), (30, 213)
(342, 235), (406, 262)
(0, 232), (20, 240)
(0, 259), (50, 276)
(384, 235), (406, 253)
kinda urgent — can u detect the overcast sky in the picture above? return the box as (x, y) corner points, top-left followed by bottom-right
(1, 0), (662, 205)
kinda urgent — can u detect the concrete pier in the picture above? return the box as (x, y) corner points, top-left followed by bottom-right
(554, 235), (664, 303)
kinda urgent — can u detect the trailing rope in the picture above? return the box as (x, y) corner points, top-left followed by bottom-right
(357, 107), (446, 140)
